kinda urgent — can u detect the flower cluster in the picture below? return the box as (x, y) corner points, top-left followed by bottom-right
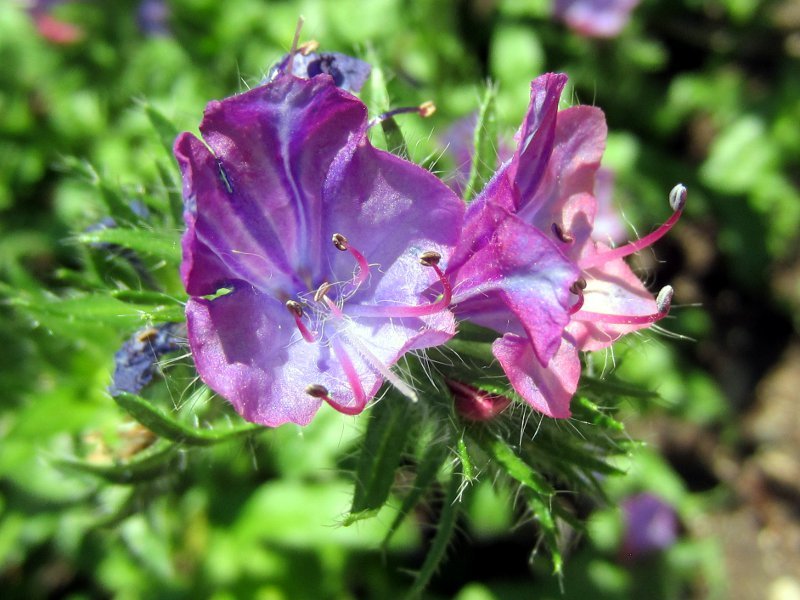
(176, 51), (681, 427)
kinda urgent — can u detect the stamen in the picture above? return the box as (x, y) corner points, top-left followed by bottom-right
(285, 300), (316, 343)
(329, 338), (368, 414)
(579, 183), (687, 271)
(306, 381), (363, 416)
(314, 281), (333, 303)
(573, 285), (674, 325)
(342, 331), (419, 403)
(332, 233), (369, 286)
(347, 250), (452, 319)
(368, 101), (437, 128)
(552, 222), (574, 244)
(568, 278), (587, 315)
(285, 17), (305, 75)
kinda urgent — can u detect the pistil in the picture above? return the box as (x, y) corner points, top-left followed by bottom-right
(579, 184), (687, 271)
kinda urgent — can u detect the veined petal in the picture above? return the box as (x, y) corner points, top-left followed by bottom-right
(187, 285), (455, 426)
(451, 213), (578, 366)
(324, 140), (465, 304)
(492, 334), (580, 419)
(518, 106), (608, 233)
(196, 75), (367, 285)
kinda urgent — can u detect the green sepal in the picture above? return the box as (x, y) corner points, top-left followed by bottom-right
(112, 392), (261, 447)
(345, 394), (413, 525)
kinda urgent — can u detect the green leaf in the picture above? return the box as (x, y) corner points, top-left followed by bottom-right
(474, 432), (553, 496)
(155, 160), (184, 227)
(52, 442), (180, 484)
(456, 433), (476, 482)
(345, 395), (413, 524)
(463, 82), (498, 202)
(404, 468), (462, 599)
(144, 103), (180, 160)
(78, 228), (181, 264)
(112, 392), (262, 447)
(382, 432), (449, 548)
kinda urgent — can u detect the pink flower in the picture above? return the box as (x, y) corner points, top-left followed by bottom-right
(447, 74), (681, 418)
(553, 0), (641, 38)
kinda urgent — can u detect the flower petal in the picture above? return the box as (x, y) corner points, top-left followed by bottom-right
(451, 213), (578, 365)
(492, 334), (579, 418)
(195, 75), (368, 287)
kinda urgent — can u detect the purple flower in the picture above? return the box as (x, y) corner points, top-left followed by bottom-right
(176, 71), (464, 427)
(447, 74), (680, 418)
(619, 493), (678, 561)
(553, 0), (640, 38)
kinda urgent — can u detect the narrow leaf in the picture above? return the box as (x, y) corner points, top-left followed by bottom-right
(463, 82), (498, 202)
(78, 228), (181, 263)
(404, 469), (462, 599)
(473, 432), (554, 496)
(382, 434), (449, 548)
(144, 103), (180, 159)
(345, 394), (412, 524)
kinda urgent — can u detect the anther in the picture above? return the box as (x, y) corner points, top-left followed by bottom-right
(297, 40), (319, 56)
(669, 184), (687, 212)
(656, 285), (674, 314)
(332, 233), (349, 251)
(418, 101), (436, 118)
(305, 383), (330, 398)
(419, 250), (442, 267)
(552, 222), (574, 244)
(579, 183), (687, 271)
(285, 300), (304, 318)
(286, 300), (316, 343)
(314, 282), (332, 303)
(570, 278), (587, 294)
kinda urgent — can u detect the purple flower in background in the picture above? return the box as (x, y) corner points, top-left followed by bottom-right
(137, 0), (170, 37)
(620, 493), (678, 561)
(269, 50), (372, 94)
(176, 68), (464, 426)
(447, 74), (679, 418)
(553, 0), (640, 38)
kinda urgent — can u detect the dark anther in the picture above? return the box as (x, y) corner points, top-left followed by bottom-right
(332, 233), (349, 251)
(286, 300), (304, 317)
(570, 278), (587, 294)
(419, 251), (442, 267)
(552, 222), (574, 244)
(305, 383), (330, 398)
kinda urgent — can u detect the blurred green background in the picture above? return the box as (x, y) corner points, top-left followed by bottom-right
(2, 0), (799, 598)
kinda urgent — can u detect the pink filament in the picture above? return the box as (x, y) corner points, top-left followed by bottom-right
(347, 245), (370, 287)
(573, 308), (668, 325)
(328, 337), (367, 415)
(292, 314), (316, 343)
(347, 263), (452, 319)
(579, 209), (682, 271)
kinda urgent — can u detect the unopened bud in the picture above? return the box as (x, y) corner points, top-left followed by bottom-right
(447, 379), (512, 421)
